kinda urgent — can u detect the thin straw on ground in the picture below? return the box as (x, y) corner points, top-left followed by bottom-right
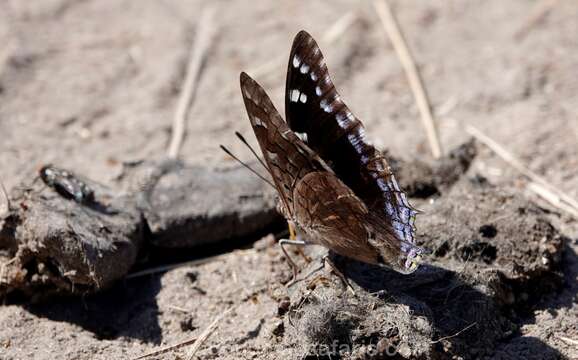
(131, 337), (198, 360)
(167, 7), (217, 159)
(131, 306), (234, 359)
(373, 0), (443, 159)
(125, 253), (225, 279)
(527, 182), (578, 218)
(465, 125), (578, 219)
(186, 306), (235, 359)
(514, 0), (559, 40)
(557, 335), (578, 347)
(430, 322), (477, 344)
(0, 180), (9, 216)
(247, 12), (357, 79)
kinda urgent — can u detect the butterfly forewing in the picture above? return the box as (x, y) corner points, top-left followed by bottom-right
(240, 72), (330, 218)
(285, 31), (418, 247)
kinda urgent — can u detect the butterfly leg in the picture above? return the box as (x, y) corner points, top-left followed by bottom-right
(278, 238), (306, 286)
(288, 222), (297, 240)
(302, 256), (355, 295)
(288, 222), (312, 263)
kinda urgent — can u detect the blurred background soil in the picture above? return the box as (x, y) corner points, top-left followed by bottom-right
(0, 0), (577, 359)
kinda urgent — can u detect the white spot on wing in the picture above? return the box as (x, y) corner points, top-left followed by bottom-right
(290, 89), (300, 102)
(310, 72), (318, 81)
(315, 86), (322, 96)
(253, 116), (265, 127)
(320, 99), (332, 113)
(299, 93), (307, 103)
(335, 112), (350, 128)
(300, 63), (310, 74)
(292, 55), (300, 68)
(295, 132), (308, 142)
(268, 151), (279, 162)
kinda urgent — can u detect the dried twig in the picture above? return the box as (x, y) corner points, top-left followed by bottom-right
(430, 322), (477, 343)
(0, 180), (9, 216)
(131, 337), (198, 360)
(323, 12), (358, 44)
(247, 12), (357, 80)
(465, 125), (578, 218)
(373, 0), (442, 159)
(167, 305), (192, 313)
(131, 306), (234, 359)
(186, 306), (235, 359)
(514, 0), (559, 40)
(527, 182), (578, 218)
(167, 6), (217, 158)
(125, 254), (224, 279)
(557, 335), (578, 347)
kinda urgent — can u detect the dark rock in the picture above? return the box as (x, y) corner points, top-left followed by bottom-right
(0, 178), (143, 300)
(141, 163), (280, 248)
(392, 138), (477, 198)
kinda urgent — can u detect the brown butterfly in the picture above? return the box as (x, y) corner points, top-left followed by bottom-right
(239, 30), (424, 279)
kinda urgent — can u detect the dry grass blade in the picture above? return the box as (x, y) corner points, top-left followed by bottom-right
(321, 11), (357, 44)
(186, 306), (235, 359)
(248, 12), (357, 80)
(373, 0), (443, 159)
(0, 180), (9, 217)
(527, 182), (578, 219)
(465, 125), (578, 219)
(167, 6), (217, 158)
(514, 0), (559, 40)
(430, 322), (477, 343)
(131, 337), (198, 360)
(125, 254), (224, 279)
(557, 335), (578, 347)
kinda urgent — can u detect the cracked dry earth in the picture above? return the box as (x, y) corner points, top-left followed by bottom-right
(1, 0), (578, 359)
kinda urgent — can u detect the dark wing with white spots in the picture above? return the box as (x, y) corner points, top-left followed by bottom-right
(285, 30), (418, 246)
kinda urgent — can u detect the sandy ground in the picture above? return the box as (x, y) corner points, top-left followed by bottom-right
(0, 0), (577, 359)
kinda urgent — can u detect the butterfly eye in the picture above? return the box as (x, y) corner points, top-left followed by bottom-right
(407, 254), (422, 272)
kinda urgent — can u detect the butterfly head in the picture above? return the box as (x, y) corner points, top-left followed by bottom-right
(398, 242), (426, 274)
(367, 218), (426, 274)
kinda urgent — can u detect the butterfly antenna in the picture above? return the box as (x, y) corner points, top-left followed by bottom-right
(219, 145), (276, 189)
(235, 131), (270, 172)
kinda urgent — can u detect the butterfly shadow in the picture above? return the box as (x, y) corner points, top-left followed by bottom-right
(329, 254), (564, 358)
(23, 275), (163, 344)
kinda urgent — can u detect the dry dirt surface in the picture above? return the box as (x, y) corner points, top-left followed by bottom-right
(1, 0), (578, 359)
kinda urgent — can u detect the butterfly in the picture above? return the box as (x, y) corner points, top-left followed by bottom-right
(239, 30), (425, 278)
